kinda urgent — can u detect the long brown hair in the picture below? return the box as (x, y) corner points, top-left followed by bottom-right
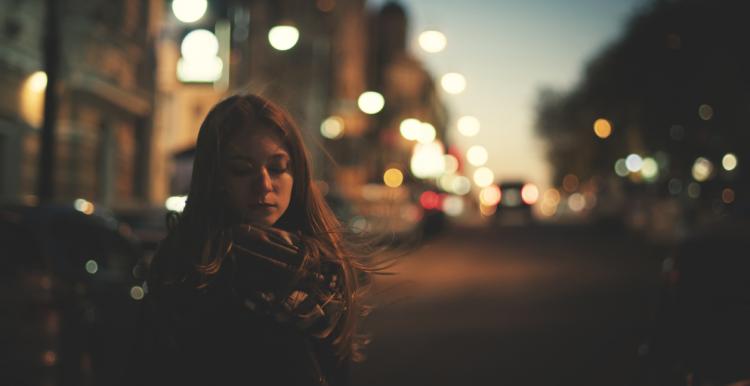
(149, 94), (370, 360)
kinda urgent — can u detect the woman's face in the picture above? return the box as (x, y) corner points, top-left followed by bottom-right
(221, 125), (294, 226)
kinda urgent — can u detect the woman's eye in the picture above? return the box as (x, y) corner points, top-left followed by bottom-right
(268, 164), (288, 174)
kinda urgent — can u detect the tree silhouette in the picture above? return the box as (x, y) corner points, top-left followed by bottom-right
(536, 0), (750, 214)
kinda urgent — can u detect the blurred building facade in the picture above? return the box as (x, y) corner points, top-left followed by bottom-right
(0, 0), (159, 208)
(1, 0), (448, 231)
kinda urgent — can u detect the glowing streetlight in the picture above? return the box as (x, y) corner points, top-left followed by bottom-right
(357, 91), (385, 114)
(28, 71), (48, 92)
(172, 0), (207, 23)
(441, 72), (466, 94)
(410, 141), (446, 179)
(418, 30), (447, 53)
(268, 25), (299, 51)
(457, 116), (480, 137)
(479, 185), (501, 206)
(177, 29), (223, 82)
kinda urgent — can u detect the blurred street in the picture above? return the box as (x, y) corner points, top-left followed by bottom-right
(353, 223), (664, 386)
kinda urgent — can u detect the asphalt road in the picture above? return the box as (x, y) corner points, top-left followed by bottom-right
(351, 223), (665, 386)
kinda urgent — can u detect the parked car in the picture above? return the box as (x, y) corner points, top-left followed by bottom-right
(0, 204), (145, 385)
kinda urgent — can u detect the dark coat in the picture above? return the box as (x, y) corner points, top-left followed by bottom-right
(126, 227), (350, 386)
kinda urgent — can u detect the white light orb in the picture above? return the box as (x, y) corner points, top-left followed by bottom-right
(466, 146), (488, 167)
(268, 25), (300, 51)
(181, 29), (219, 59)
(418, 30), (447, 53)
(410, 141), (446, 179)
(472, 167), (494, 188)
(165, 195), (187, 212)
(440, 72), (466, 94)
(641, 157), (659, 180)
(320, 116), (344, 139)
(691, 157), (714, 182)
(443, 154), (459, 174)
(457, 116), (480, 137)
(722, 153), (738, 171)
(417, 122), (436, 143)
(357, 91), (385, 114)
(451, 176), (472, 196)
(172, 0), (207, 23)
(28, 71), (48, 92)
(479, 185), (501, 206)
(399, 118), (421, 141)
(614, 159), (629, 177)
(625, 154), (643, 173)
(442, 196), (464, 217)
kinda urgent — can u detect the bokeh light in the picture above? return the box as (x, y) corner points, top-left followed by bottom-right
(73, 198), (95, 215)
(568, 193), (586, 212)
(691, 157), (713, 182)
(442, 195), (464, 216)
(320, 116), (344, 139)
(593, 118), (612, 139)
(172, 0), (207, 23)
(411, 141), (445, 179)
(687, 182), (701, 199)
(479, 185), (501, 206)
(472, 167), (494, 188)
(698, 104), (714, 121)
(451, 176), (472, 196)
(419, 191), (441, 210)
(521, 183), (540, 205)
(399, 118), (421, 141)
(441, 72), (466, 94)
(383, 168), (404, 188)
(626, 154), (643, 173)
(722, 153), (738, 171)
(85, 260), (98, 275)
(466, 145), (488, 166)
(614, 159), (629, 177)
(722, 188), (735, 204)
(417, 122), (437, 143)
(418, 30), (447, 53)
(443, 155), (459, 174)
(668, 178), (683, 195)
(28, 71), (48, 92)
(20, 71), (47, 127)
(457, 116), (480, 137)
(130, 286), (145, 300)
(357, 91), (385, 114)
(165, 195), (187, 212)
(181, 29), (219, 59)
(641, 157), (659, 181)
(543, 188), (561, 205)
(562, 174), (579, 193)
(268, 25), (300, 51)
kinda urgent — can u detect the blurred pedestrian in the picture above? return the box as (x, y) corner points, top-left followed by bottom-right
(127, 94), (373, 386)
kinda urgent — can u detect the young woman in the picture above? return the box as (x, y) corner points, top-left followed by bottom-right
(131, 94), (370, 386)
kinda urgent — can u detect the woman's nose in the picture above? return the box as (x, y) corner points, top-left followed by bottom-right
(256, 167), (274, 193)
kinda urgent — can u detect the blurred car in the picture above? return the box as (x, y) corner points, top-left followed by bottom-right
(493, 181), (537, 225)
(0, 204), (146, 385)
